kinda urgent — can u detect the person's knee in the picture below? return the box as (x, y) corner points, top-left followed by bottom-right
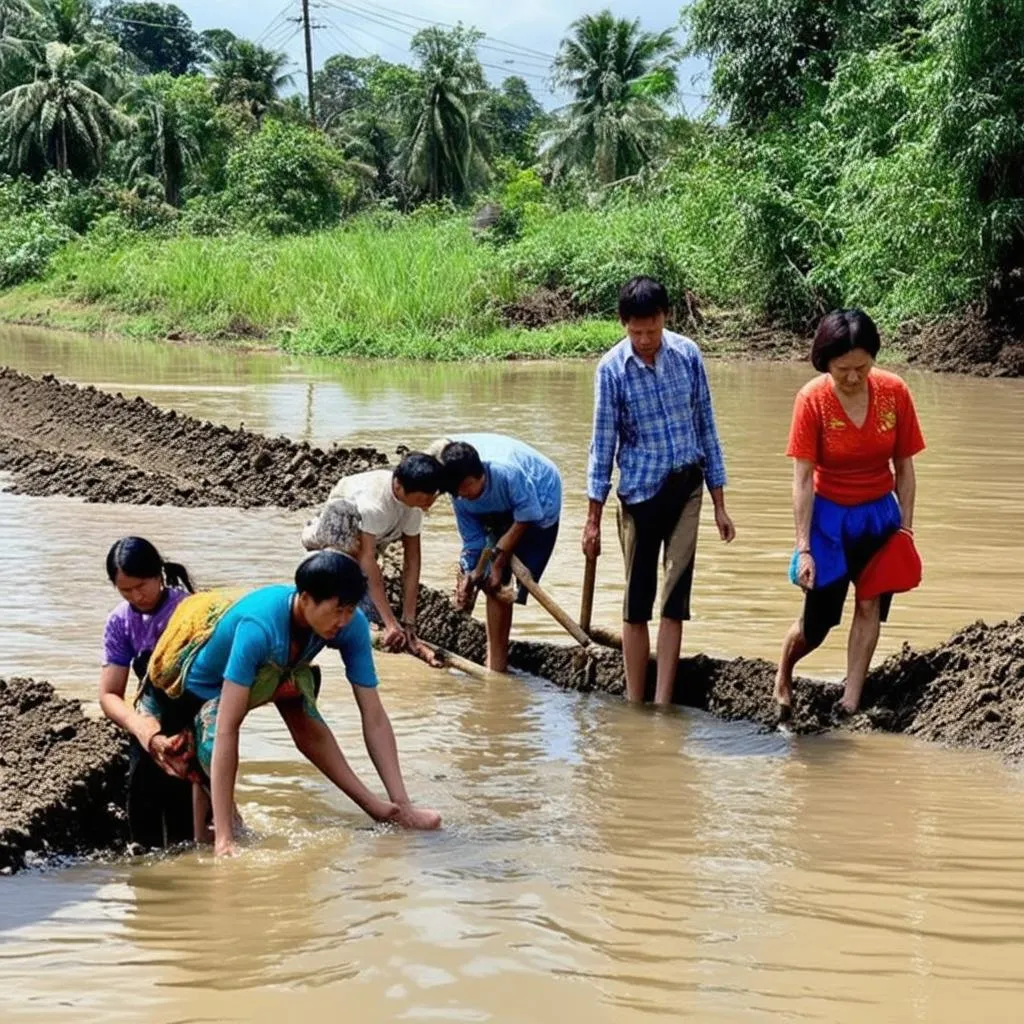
(854, 597), (881, 620)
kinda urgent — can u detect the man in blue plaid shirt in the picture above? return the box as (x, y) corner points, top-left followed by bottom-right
(583, 277), (736, 705)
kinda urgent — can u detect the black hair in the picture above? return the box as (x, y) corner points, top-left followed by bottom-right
(295, 550), (367, 606)
(618, 275), (670, 322)
(106, 536), (194, 592)
(439, 441), (484, 494)
(393, 452), (444, 495)
(810, 309), (881, 373)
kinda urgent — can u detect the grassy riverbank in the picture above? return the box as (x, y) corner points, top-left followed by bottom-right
(0, 219), (617, 359)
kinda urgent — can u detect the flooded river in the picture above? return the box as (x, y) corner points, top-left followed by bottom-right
(2, 326), (1024, 1021)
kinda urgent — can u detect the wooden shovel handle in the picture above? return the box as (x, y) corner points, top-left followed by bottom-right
(580, 554), (597, 633)
(509, 555), (591, 648)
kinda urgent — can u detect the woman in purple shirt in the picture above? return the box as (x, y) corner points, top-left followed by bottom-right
(99, 536), (195, 845)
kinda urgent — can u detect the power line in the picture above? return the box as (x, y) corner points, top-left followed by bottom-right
(333, 0), (556, 61)
(319, 1), (552, 83)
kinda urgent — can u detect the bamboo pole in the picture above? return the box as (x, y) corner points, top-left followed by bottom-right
(579, 554), (597, 634)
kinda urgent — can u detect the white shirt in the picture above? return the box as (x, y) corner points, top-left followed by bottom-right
(329, 469), (422, 548)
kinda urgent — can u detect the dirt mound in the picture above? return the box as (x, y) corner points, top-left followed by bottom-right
(500, 287), (584, 330)
(0, 368), (388, 507)
(854, 615), (1024, 753)
(0, 677), (128, 873)
(899, 311), (1024, 377)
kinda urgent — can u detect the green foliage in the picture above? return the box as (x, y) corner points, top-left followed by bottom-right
(104, 2), (202, 75)
(543, 10), (679, 184)
(395, 25), (491, 202)
(0, 40), (128, 174)
(220, 119), (349, 235)
(210, 37), (293, 126)
(485, 76), (545, 166)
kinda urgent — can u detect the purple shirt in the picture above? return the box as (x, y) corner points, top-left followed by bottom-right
(102, 588), (189, 667)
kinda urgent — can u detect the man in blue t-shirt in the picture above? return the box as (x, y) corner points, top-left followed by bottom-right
(438, 434), (562, 672)
(146, 551), (441, 856)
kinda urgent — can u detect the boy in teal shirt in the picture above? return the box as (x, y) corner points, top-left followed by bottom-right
(143, 551), (440, 856)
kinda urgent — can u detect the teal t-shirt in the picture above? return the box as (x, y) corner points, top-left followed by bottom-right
(184, 584), (378, 701)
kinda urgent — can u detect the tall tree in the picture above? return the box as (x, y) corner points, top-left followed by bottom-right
(682, 0), (920, 126)
(0, 39), (126, 172)
(395, 25), (491, 201)
(542, 10), (678, 184)
(103, 2), (202, 76)
(210, 37), (293, 125)
(486, 76), (544, 166)
(120, 72), (210, 204)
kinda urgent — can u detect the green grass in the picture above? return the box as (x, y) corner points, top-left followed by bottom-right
(5, 217), (624, 359)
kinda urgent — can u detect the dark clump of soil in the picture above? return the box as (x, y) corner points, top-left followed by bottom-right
(0, 678), (129, 873)
(0, 367), (388, 508)
(853, 614), (1024, 753)
(898, 310), (1024, 377)
(500, 287), (585, 330)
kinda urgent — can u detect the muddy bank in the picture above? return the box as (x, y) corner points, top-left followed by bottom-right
(0, 367), (386, 507)
(899, 310), (1024, 378)
(0, 677), (128, 873)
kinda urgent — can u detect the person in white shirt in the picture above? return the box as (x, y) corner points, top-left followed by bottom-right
(302, 453), (444, 657)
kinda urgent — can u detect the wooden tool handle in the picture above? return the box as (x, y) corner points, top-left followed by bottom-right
(510, 555), (591, 648)
(579, 554), (597, 633)
(419, 640), (507, 680)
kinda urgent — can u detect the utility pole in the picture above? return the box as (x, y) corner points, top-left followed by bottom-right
(301, 0), (316, 126)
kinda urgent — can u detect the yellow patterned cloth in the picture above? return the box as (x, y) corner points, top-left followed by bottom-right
(144, 588), (247, 699)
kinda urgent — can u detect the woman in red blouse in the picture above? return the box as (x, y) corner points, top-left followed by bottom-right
(775, 310), (926, 721)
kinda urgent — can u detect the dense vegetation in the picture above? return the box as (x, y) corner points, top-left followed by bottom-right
(0, 0), (1020, 358)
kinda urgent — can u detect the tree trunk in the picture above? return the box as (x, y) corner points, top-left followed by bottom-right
(57, 118), (68, 174)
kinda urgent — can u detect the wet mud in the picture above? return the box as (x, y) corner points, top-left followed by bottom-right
(1, 368), (1021, 872)
(0, 367), (386, 507)
(0, 677), (128, 873)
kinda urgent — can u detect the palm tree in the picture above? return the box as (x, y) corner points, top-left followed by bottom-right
(0, 39), (125, 172)
(211, 38), (292, 125)
(395, 26), (491, 201)
(0, 0), (36, 68)
(120, 74), (201, 205)
(542, 10), (679, 184)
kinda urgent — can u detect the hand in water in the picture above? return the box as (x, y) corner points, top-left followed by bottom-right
(388, 802), (442, 830)
(214, 837), (239, 858)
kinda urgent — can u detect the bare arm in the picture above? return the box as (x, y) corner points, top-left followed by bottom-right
(210, 680), (249, 856)
(793, 459), (816, 589)
(276, 700), (395, 821)
(357, 531), (399, 631)
(400, 533), (421, 625)
(894, 456), (916, 529)
(98, 664), (159, 748)
(352, 685), (440, 829)
(489, 520), (530, 587)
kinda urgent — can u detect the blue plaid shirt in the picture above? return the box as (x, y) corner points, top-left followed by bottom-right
(587, 331), (728, 505)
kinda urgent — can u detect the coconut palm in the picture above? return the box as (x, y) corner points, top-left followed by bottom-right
(0, 39), (126, 172)
(542, 10), (679, 184)
(395, 26), (491, 201)
(120, 73), (202, 205)
(210, 38), (292, 125)
(0, 0), (37, 68)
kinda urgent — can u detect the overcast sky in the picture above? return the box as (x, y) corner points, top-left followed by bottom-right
(171, 0), (708, 112)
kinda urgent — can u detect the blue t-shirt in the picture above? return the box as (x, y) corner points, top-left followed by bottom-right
(184, 584), (378, 701)
(450, 433), (562, 571)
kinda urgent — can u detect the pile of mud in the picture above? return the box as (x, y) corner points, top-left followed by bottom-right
(0, 368), (387, 507)
(854, 614), (1024, 753)
(0, 678), (128, 873)
(899, 311), (1024, 378)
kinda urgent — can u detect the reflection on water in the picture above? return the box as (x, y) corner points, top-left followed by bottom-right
(2, 326), (1024, 1022)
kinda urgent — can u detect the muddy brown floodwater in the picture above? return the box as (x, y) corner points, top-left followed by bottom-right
(2, 326), (1024, 1022)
